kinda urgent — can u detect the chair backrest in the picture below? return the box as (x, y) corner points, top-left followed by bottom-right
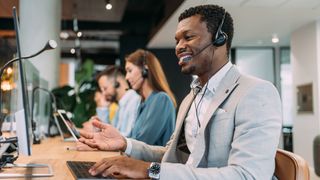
(275, 149), (310, 180)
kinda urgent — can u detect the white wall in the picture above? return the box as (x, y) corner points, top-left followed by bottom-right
(236, 48), (275, 84)
(20, 0), (61, 89)
(291, 20), (320, 178)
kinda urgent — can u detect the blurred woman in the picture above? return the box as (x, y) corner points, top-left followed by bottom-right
(125, 49), (176, 146)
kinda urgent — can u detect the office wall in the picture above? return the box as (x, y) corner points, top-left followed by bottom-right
(20, 0), (61, 89)
(291, 20), (320, 177)
(150, 48), (192, 108)
(235, 48), (275, 84)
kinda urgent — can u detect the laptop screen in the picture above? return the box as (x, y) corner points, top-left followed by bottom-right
(54, 110), (80, 141)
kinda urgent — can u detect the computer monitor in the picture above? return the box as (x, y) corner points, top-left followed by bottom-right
(0, 7), (53, 179)
(32, 78), (51, 137)
(12, 7), (33, 156)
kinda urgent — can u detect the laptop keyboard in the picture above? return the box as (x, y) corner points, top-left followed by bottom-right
(66, 161), (112, 179)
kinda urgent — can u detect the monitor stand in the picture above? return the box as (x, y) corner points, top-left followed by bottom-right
(0, 163), (53, 178)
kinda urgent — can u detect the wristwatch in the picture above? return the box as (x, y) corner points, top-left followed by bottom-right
(148, 162), (161, 179)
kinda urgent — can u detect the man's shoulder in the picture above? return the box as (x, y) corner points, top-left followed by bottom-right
(151, 91), (172, 103)
(238, 72), (275, 89)
(235, 73), (280, 102)
(121, 89), (141, 104)
(229, 65), (273, 87)
(125, 89), (140, 98)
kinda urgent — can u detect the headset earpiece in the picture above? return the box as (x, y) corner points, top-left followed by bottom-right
(113, 67), (120, 88)
(141, 50), (148, 78)
(142, 68), (148, 78)
(114, 81), (120, 88)
(213, 32), (227, 47)
(212, 11), (228, 47)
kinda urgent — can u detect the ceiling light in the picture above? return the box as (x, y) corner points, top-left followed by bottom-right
(6, 67), (13, 74)
(70, 48), (76, 54)
(272, 34), (279, 44)
(60, 32), (69, 39)
(105, 0), (112, 10)
(77, 31), (82, 37)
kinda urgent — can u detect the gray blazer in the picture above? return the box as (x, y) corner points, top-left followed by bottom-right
(129, 66), (282, 180)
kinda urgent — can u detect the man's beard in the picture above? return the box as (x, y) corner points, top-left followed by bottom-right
(181, 64), (196, 75)
(106, 93), (117, 103)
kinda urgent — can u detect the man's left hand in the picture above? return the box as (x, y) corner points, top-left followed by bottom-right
(89, 156), (151, 179)
(76, 141), (97, 151)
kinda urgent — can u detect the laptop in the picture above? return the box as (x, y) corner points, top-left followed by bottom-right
(54, 109), (80, 142)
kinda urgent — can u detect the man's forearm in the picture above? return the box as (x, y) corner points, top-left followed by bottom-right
(127, 138), (166, 162)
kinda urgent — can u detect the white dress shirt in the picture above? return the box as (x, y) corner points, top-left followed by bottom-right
(185, 61), (232, 165)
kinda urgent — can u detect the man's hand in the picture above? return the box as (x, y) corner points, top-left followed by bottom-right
(81, 116), (101, 132)
(78, 119), (127, 151)
(89, 156), (151, 179)
(76, 141), (97, 151)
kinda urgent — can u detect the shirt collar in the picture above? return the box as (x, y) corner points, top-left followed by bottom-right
(190, 61), (232, 94)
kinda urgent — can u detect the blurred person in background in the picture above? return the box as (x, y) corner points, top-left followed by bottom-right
(79, 49), (176, 147)
(82, 66), (140, 137)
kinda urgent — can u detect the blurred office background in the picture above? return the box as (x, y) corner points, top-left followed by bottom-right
(1, 0), (320, 178)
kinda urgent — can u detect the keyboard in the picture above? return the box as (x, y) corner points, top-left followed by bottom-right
(66, 161), (113, 180)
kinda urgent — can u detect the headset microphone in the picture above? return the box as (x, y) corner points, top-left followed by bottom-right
(182, 42), (212, 63)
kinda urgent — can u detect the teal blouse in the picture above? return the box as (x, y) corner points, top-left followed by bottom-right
(129, 91), (175, 146)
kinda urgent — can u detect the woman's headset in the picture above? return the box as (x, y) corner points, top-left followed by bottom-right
(113, 67), (120, 88)
(141, 50), (148, 78)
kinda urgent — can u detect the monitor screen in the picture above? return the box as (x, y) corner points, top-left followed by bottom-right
(32, 78), (51, 137)
(54, 110), (80, 141)
(12, 7), (33, 156)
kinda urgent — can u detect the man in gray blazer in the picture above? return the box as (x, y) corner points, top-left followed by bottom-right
(77, 4), (282, 179)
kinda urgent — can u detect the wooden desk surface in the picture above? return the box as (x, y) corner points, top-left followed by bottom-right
(1, 136), (120, 180)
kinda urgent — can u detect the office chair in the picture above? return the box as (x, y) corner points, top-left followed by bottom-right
(274, 149), (310, 180)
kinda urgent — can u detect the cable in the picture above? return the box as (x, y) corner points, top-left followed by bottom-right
(0, 154), (18, 169)
(193, 82), (208, 128)
(31, 87), (58, 144)
(0, 136), (17, 144)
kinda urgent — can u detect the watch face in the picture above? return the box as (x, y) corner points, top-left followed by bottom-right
(150, 163), (160, 174)
(149, 162), (161, 179)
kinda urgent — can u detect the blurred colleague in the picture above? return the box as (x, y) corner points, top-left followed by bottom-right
(78, 4), (282, 180)
(94, 89), (118, 124)
(83, 89), (118, 132)
(93, 89), (110, 122)
(95, 66), (141, 137)
(78, 49), (176, 147)
(124, 49), (176, 146)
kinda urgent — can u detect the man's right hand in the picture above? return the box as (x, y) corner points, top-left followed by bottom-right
(77, 118), (127, 151)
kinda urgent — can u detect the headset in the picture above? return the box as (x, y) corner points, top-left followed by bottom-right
(113, 66), (120, 88)
(181, 11), (229, 63)
(141, 50), (148, 78)
(212, 11), (228, 47)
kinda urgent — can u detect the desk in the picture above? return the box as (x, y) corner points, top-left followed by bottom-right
(1, 136), (120, 180)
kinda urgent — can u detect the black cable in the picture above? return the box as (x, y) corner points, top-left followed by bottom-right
(193, 82), (208, 128)
(31, 87), (58, 144)
(0, 153), (19, 169)
(0, 136), (17, 144)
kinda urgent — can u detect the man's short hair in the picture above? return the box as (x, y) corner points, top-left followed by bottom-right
(95, 66), (125, 82)
(178, 5), (234, 55)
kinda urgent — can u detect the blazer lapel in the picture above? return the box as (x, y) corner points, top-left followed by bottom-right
(162, 91), (195, 162)
(175, 91), (195, 138)
(191, 65), (241, 167)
